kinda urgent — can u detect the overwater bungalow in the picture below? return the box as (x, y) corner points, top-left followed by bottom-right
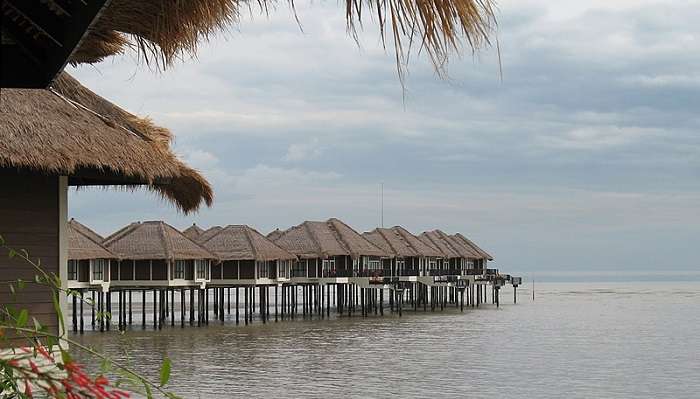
(0, 73), (212, 345)
(67, 219), (116, 291)
(362, 226), (443, 281)
(183, 223), (205, 242)
(271, 218), (388, 283)
(103, 221), (217, 288)
(200, 225), (296, 285)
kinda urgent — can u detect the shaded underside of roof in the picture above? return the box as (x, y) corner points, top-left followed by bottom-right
(103, 221), (215, 260)
(200, 225), (296, 261)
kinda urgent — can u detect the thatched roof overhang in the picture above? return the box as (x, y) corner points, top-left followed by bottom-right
(103, 221), (217, 261)
(200, 225), (297, 262)
(2, 0), (496, 88)
(0, 73), (213, 214)
(419, 231), (460, 259)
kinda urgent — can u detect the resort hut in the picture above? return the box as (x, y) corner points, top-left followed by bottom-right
(67, 219), (116, 290)
(363, 227), (442, 279)
(200, 225), (297, 284)
(183, 223), (205, 242)
(103, 221), (217, 287)
(0, 74), (212, 345)
(272, 218), (388, 281)
(420, 230), (481, 276)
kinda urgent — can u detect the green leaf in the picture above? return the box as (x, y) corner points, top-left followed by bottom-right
(0, 234), (5, 245)
(32, 317), (42, 331)
(145, 383), (153, 399)
(7, 249), (15, 258)
(16, 309), (28, 328)
(159, 357), (172, 387)
(16, 279), (25, 290)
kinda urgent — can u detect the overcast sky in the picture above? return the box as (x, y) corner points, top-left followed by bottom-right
(68, 0), (700, 279)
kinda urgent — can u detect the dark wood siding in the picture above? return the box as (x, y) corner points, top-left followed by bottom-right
(211, 263), (222, 280)
(78, 260), (90, 282)
(0, 170), (60, 347)
(119, 261), (135, 281)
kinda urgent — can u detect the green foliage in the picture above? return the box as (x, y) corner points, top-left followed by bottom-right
(159, 357), (172, 387)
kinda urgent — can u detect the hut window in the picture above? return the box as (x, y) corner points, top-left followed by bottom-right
(195, 260), (207, 280)
(322, 259), (335, 275)
(369, 260), (380, 271)
(396, 260), (405, 274)
(256, 261), (269, 279)
(93, 259), (107, 281)
(174, 260), (186, 279)
(68, 260), (78, 280)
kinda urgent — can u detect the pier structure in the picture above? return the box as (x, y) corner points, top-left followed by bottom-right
(66, 218), (522, 332)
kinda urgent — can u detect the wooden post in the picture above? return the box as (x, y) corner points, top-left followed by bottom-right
(228, 287), (231, 314)
(171, 289), (175, 326)
(79, 290), (84, 334)
(197, 289), (201, 327)
(106, 292), (111, 331)
(189, 289), (195, 325)
(180, 288), (186, 328)
(327, 285), (330, 317)
(72, 294), (77, 332)
(153, 290), (158, 329)
(514, 286), (517, 304)
(99, 291), (104, 333)
(244, 286), (248, 325)
(275, 285), (278, 322)
(236, 287), (240, 325)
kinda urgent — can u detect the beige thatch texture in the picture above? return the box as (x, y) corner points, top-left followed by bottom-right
(419, 231), (460, 258)
(196, 226), (223, 243)
(451, 232), (493, 260)
(266, 228), (285, 242)
(103, 221), (216, 261)
(0, 73), (213, 214)
(68, 218), (105, 244)
(274, 218), (387, 259)
(420, 230), (480, 259)
(183, 223), (205, 241)
(200, 225), (296, 261)
(391, 226), (443, 258)
(68, 219), (115, 260)
(72, 0), (495, 77)
(433, 229), (480, 259)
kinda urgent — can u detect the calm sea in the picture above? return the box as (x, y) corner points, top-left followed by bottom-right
(72, 282), (700, 398)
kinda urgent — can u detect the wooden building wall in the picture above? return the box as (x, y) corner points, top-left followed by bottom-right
(0, 170), (61, 347)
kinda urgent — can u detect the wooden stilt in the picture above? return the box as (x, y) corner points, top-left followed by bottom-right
(79, 290), (84, 334)
(72, 294), (77, 333)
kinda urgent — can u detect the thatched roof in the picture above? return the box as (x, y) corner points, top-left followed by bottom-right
(68, 218), (105, 244)
(420, 230), (480, 259)
(451, 233), (493, 260)
(266, 228), (286, 242)
(273, 218), (387, 259)
(0, 73), (213, 214)
(103, 221), (216, 261)
(68, 219), (115, 261)
(200, 225), (296, 262)
(197, 226), (223, 243)
(71, 0), (496, 77)
(183, 223), (205, 241)
(363, 226), (443, 258)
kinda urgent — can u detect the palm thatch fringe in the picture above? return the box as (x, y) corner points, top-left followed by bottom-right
(71, 0), (496, 76)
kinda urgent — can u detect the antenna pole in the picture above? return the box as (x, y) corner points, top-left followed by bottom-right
(380, 183), (384, 228)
